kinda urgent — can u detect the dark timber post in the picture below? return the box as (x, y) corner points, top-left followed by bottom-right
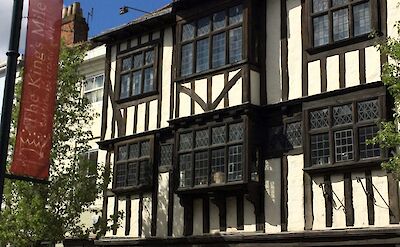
(0, 0), (24, 210)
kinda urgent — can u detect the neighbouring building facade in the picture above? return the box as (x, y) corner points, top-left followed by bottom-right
(91, 0), (400, 246)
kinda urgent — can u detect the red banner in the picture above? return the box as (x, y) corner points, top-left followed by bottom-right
(10, 0), (63, 180)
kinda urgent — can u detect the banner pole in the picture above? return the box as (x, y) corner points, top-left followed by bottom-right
(0, 0), (24, 211)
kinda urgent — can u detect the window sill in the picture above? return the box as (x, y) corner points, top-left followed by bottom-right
(303, 158), (386, 175)
(112, 184), (152, 195)
(116, 91), (158, 104)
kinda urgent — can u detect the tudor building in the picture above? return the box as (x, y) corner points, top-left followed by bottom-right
(92, 0), (400, 246)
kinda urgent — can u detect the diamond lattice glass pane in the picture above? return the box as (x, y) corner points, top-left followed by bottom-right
(313, 0), (328, 13)
(179, 153), (192, 187)
(212, 33), (226, 68)
(333, 8), (349, 41)
(334, 129), (354, 162)
(228, 145), (243, 182)
(333, 104), (353, 126)
(358, 99), (379, 121)
(122, 57), (131, 71)
(229, 5), (243, 25)
(196, 38), (210, 73)
(115, 164), (127, 188)
(139, 160), (152, 185)
(129, 143), (139, 159)
(313, 15), (329, 46)
(197, 17), (210, 36)
(182, 22), (195, 41)
(332, 0), (348, 7)
(196, 129), (209, 148)
(118, 145), (128, 161)
(132, 71), (141, 96)
(211, 148), (225, 184)
(120, 74), (130, 99)
(354, 2), (371, 36)
(212, 126), (226, 145)
(286, 121), (302, 148)
(180, 133), (193, 150)
(143, 68), (154, 93)
(229, 123), (244, 142)
(195, 151), (208, 186)
(133, 53), (143, 69)
(127, 162), (138, 186)
(140, 141), (150, 157)
(145, 50), (154, 65)
(213, 11), (226, 30)
(310, 108), (329, 129)
(181, 43), (193, 76)
(229, 27), (243, 63)
(359, 125), (380, 159)
(160, 144), (173, 167)
(311, 133), (330, 165)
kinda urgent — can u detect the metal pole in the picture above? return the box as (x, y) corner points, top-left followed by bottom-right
(0, 0), (24, 210)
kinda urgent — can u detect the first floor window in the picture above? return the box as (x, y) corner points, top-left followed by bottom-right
(84, 74), (104, 103)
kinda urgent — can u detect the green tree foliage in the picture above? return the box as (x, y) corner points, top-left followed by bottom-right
(372, 22), (400, 177)
(0, 43), (103, 246)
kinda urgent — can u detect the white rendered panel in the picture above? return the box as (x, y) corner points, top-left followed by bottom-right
(136, 103), (146, 133)
(126, 106), (135, 136)
(312, 176), (326, 230)
(244, 198), (256, 232)
(161, 28), (173, 127)
(148, 100), (158, 131)
(105, 196), (115, 237)
(130, 196), (140, 237)
(120, 41), (127, 51)
(365, 46), (381, 83)
(131, 38), (138, 48)
(287, 0), (302, 100)
(228, 78), (243, 107)
(152, 31), (160, 40)
(116, 198), (126, 237)
(250, 70), (260, 105)
(331, 174), (346, 228)
(266, 0), (282, 104)
(173, 194), (184, 236)
(265, 158), (281, 233)
(372, 169), (390, 227)
(195, 79), (207, 114)
(345, 50), (360, 87)
(141, 34), (149, 44)
(211, 74), (225, 110)
(157, 172), (169, 237)
(193, 199), (203, 235)
(308, 60), (321, 96)
(352, 172), (368, 227)
(105, 46), (117, 140)
(210, 200), (220, 233)
(179, 90), (191, 118)
(326, 55), (340, 91)
(226, 197), (238, 232)
(142, 194), (152, 237)
(387, 1), (400, 38)
(287, 154), (305, 231)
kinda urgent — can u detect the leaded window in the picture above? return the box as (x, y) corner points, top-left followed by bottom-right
(160, 144), (173, 167)
(286, 121), (302, 148)
(359, 125), (380, 159)
(119, 48), (156, 99)
(311, 133), (330, 165)
(178, 122), (244, 189)
(310, 108), (329, 129)
(311, 0), (372, 47)
(358, 99), (379, 121)
(334, 129), (354, 162)
(179, 5), (243, 77)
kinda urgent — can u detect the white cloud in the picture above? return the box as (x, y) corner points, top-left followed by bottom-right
(0, 0), (29, 63)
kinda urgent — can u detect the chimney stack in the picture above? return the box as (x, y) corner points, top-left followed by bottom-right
(61, 2), (89, 46)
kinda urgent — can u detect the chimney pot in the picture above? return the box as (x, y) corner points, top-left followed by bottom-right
(67, 5), (73, 16)
(72, 2), (80, 15)
(62, 7), (67, 18)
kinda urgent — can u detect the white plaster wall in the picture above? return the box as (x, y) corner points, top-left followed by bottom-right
(365, 46), (381, 83)
(210, 200), (220, 233)
(173, 194), (184, 236)
(331, 174), (346, 228)
(136, 103), (146, 133)
(226, 197), (238, 232)
(141, 34), (149, 44)
(312, 176), (326, 230)
(287, 154), (304, 231)
(157, 172), (169, 237)
(148, 100), (158, 131)
(126, 106), (135, 136)
(265, 158), (281, 233)
(250, 70), (260, 105)
(152, 31), (160, 40)
(131, 38), (138, 47)
(287, 0), (303, 100)
(129, 197), (140, 237)
(120, 41), (128, 51)
(116, 198), (127, 237)
(243, 198), (256, 232)
(195, 78), (207, 114)
(105, 46), (117, 140)
(193, 199), (203, 235)
(228, 78), (243, 107)
(142, 194), (152, 237)
(161, 28), (173, 127)
(352, 172), (368, 227)
(387, 1), (400, 38)
(108, 153), (114, 189)
(211, 74), (225, 110)
(326, 55), (340, 92)
(179, 90), (191, 118)
(266, 0), (282, 104)
(372, 169), (390, 227)
(105, 196), (115, 237)
(308, 60), (321, 96)
(345, 50), (360, 88)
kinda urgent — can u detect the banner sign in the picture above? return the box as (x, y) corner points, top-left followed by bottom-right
(10, 0), (63, 180)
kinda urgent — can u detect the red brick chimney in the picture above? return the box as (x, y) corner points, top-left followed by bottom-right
(61, 2), (89, 46)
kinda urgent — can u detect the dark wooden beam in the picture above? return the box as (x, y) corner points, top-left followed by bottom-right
(387, 172), (400, 224)
(324, 175), (333, 227)
(281, 156), (288, 232)
(366, 170), (375, 225)
(344, 172), (354, 226)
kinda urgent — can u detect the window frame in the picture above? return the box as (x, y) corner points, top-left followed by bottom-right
(83, 74), (104, 104)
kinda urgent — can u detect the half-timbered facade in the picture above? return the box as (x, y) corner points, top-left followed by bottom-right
(92, 0), (400, 246)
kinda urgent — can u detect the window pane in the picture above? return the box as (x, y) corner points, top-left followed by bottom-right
(120, 74), (130, 99)
(145, 50), (154, 65)
(143, 68), (154, 93)
(132, 71), (142, 96)
(311, 133), (330, 165)
(286, 122), (302, 148)
(196, 38), (210, 73)
(228, 145), (243, 182)
(181, 43), (194, 76)
(229, 27), (243, 63)
(358, 99), (379, 121)
(359, 125), (380, 159)
(115, 164), (127, 188)
(95, 75), (104, 88)
(133, 54), (143, 69)
(213, 11), (226, 30)
(212, 33), (226, 68)
(85, 77), (95, 91)
(334, 129), (354, 162)
(354, 2), (371, 36)
(197, 17), (210, 36)
(211, 148), (225, 184)
(196, 129), (209, 148)
(122, 57), (132, 71)
(127, 162), (138, 186)
(313, 15), (329, 46)
(180, 133), (193, 151)
(332, 0), (348, 7)
(140, 141), (150, 157)
(194, 151), (208, 186)
(160, 144), (173, 167)
(182, 22), (195, 41)
(333, 8), (349, 41)
(139, 160), (152, 185)
(179, 154), (192, 187)
(129, 143), (139, 159)
(212, 126), (226, 145)
(118, 145), (128, 161)
(229, 123), (244, 142)
(313, 0), (328, 13)
(333, 104), (353, 126)
(229, 5), (243, 25)
(310, 108), (329, 129)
